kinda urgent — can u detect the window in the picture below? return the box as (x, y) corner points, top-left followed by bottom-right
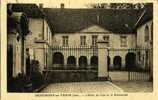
(62, 36), (68, 46)
(145, 25), (149, 42)
(92, 35), (98, 46)
(80, 36), (86, 46)
(103, 35), (110, 46)
(120, 36), (127, 47)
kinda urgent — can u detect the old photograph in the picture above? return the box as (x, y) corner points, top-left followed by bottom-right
(7, 1), (153, 93)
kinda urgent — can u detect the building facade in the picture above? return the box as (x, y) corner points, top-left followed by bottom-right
(26, 16), (52, 72)
(51, 25), (136, 69)
(7, 4), (53, 78)
(44, 7), (152, 72)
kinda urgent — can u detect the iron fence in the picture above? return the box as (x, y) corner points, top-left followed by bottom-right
(108, 48), (152, 81)
(44, 45), (152, 81)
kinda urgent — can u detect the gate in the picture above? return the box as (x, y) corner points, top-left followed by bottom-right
(108, 48), (152, 81)
(42, 45), (152, 82)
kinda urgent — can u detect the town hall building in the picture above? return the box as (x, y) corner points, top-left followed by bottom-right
(43, 4), (153, 72)
(7, 3), (153, 82)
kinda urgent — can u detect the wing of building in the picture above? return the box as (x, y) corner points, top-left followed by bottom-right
(7, 4), (53, 78)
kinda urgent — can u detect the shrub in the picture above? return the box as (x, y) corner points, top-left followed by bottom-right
(7, 73), (30, 92)
(30, 60), (44, 89)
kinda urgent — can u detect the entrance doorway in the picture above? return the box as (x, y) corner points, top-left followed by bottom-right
(125, 52), (136, 70)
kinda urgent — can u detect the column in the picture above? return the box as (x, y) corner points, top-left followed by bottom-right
(87, 56), (91, 69)
(76, 57), (79, 68)
(64, 56), (67, 68)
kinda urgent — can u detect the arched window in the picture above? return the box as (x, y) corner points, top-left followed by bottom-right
(145, 25), (149, 42)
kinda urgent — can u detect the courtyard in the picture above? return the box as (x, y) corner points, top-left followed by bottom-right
(6, 3), (153, 93)
(40, 81), (152, 93)
(40, 81), (123, 93)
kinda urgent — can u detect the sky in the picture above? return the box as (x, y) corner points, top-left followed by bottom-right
(6, 0), (148, 8)
(6, 0), (110, 8)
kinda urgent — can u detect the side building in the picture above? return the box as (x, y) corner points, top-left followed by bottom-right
(7, 4), (53, 77)
(135, 4), (153, 79)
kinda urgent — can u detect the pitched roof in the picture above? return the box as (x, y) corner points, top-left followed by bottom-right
(43, 8), (143, 33)
(134, 4), (153, 28)
(10, 3), (44, 18)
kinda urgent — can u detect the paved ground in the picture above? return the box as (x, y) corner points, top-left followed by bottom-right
(112, 81), (153, 92)
(109, 71), (128, 81)
(40, 81), (153, 93)
(40, 71), (152, 93)
(40, 82), (123, 93)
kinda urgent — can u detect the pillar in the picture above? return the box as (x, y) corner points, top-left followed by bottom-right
(64, 56), (67, 68)
(87, 56), (91, 69)
(76, 57), (79, 68)
(97, 40), (109, 81)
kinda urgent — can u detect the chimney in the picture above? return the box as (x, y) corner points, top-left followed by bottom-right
(97, 14), (100, 24)
(39, 3), (43, 9)
(61, 3), (64, 9)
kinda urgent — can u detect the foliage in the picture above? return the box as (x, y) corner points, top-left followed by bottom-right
(7, 73), (31, 92)
(7, 60), (44, 92)
(30, 60), (44, 89)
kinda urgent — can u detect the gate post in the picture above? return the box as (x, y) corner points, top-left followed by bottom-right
(97, 40), (108, 81)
